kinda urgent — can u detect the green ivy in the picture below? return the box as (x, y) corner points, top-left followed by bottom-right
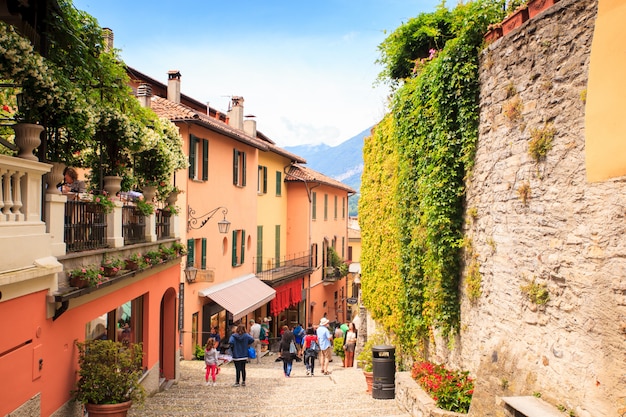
(361, 0), (508, 355)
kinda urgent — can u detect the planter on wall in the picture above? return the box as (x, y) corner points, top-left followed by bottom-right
(528, 0), (560, 19)
(484, 26), (503, 43)
(502, 6), (529, 35)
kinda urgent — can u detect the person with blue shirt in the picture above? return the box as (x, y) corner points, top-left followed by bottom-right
(316, 317), (333, 375)
(293, 322), (305, 356)
(228, 323), (254, 387)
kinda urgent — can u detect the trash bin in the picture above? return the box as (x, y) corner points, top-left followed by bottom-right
(372, 344), (395, 399)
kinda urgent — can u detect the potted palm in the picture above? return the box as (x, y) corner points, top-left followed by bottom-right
(72, 339), (145, 417)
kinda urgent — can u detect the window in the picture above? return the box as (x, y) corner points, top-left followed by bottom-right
(85, 296), (144, 347)
(348, 246), (353, 262)
(187, 237), (208, 269)
(275, 225), (280, 268)
(256, 226), (263, 273)
(334, 195), (338, 220)
(233, 149), (247, 187)
(231, 229), (246, 266)
(188, 134), (208, 181)
(257, 165), (267, 194)
(324, 194), (328, 221)
(312, 192), (317, 220)
(275, 171), (282, 196)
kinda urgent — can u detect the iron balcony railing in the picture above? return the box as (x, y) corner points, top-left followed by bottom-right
(122, 205), (146, 245)
(64, 200), (108, 252)
(254, 252), (313, 283)
(155, 209), (171, 240)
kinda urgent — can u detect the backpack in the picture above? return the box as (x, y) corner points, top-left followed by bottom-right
(310, 339), (320, 352)
(259, 326), (266, 340)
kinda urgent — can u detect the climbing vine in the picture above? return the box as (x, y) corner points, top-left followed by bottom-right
(360, 0), (510, 355)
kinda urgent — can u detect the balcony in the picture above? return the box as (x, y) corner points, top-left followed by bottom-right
(254, 252), (313, 284)
(0, 155), (182, 306)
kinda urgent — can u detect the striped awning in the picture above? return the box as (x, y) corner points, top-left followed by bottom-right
(198, 274), (276, 321)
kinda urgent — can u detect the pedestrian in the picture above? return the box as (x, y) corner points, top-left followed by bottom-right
(228, 323), (254, 387)
(293, 322), (305, 356)
(59, 167), (86, 196)
(260, 317), (271, 351)
(278, 325), (296, 377)
(248, 319), (261, 363)
(316, 317), (333, 375)
(303, 327), (319, 376)
(343, 322), (357, 367)
(204, 338), (219, 386)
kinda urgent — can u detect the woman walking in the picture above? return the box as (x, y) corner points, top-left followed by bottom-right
(279, 325), (296, 377)
(228, 323), (254, 387)
(343, 322), (357, 367)
(303, 327), (319, 376)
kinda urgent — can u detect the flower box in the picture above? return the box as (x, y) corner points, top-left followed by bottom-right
(502, 6), (529, 36)
(484, 26), (503, 43)
(528, 0), (559, 19)
(395, 372), (468, 417)
(69, 275), (90, 289)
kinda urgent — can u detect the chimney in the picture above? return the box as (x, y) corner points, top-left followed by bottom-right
(167, 70), (181, 104)
(243, 116), (257, 138)
(136, 83), (152, 108)
(227, 96), (244, 130)
(102, 28), (114, 52)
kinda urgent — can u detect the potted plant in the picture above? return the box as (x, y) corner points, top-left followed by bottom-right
(125, 252), (148, 271)
(171, 241), (186, 256)
(134, 198), (154, 216)
(158, 244), (176, 261)
(144, 250), (163, 266)
(101, 256), (124, 277)
(68, 266), (106, 289)
(90, 192), (115, 214)
(72, 339), (145, 417)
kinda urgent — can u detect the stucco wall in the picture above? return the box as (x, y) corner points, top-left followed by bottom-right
(454, 0), (625, 415)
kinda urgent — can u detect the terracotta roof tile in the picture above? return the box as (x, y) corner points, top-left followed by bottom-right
(150, 96), (268, 151)
(285, 164), (356, 193)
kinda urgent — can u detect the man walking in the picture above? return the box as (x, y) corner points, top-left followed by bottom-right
(249, 319), (261, 363)
(316, 317), (333, 375)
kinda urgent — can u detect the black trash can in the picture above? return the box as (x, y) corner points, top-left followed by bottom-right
(372, 344), (395, 399)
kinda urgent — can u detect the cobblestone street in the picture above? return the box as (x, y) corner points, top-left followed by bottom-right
(128, 352), (410, 417)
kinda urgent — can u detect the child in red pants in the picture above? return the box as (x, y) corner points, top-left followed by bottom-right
(204, 338), (219, 386)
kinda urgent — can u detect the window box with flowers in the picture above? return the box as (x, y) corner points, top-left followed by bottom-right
(144, 250), (163, 266)
(125, 252), (148, 271)
(68, 266), (108, 289)
(101, 256), (124, 277)
(410, 361), (474, 414)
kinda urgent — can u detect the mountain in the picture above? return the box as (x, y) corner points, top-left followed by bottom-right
(284, 127), (371, 216)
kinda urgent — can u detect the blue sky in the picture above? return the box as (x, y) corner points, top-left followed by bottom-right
(72, 1), (440, 147)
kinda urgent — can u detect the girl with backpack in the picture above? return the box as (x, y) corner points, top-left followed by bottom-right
(303, 327), (319, 376)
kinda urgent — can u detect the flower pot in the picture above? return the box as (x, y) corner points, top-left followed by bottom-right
(45, 162), (66, 195)
(125, 260), (139, 271)
(363, 371), (374, 393)
(103, 175), (123, 197)
(102, 266), (119, 277)
(13, 123), (43, 161)
(70, 275), (90, 289)
(527, 0), (559, 19)
(484, 26), (503, 43)
(142, 185), (157, 203)
(85, 400), (132, 417)
(502, 6), (529, 35)
(166, 190), (180, 205)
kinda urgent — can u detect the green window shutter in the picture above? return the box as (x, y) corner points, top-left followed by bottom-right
(233, 149), (239, 185)
(240, 229), (246, 264)
(241, 152), (247, 187)
(275, 225), (280, 268)
(189, 135), (197, 179)
(324, 194), (328, 220)
(232, 230), (238, 266)
(275, 171), (282, 196)
(201, 238), (207, 269)
(256, 226), (263, 273)
(187, 238), (195, 266)
(202, 139), (209, 181)
(342, 197), (345, 218)
(334, 195), (338, 219)
(262, 166), (267, 193)
(312, 192), (317, 220)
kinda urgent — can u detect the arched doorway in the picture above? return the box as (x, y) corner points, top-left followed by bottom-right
(160, 287), (177, 381)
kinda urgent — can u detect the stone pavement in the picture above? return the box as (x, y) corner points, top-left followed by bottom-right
(128, 351), (411, 417)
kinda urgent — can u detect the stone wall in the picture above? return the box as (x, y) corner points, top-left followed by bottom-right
(449, 0), (624, 415)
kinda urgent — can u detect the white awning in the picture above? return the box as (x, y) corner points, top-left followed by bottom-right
(198, 274), (276, 321)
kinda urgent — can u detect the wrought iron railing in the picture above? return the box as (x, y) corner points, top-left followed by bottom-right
(254, 252), (312, 283)
(155, 209), (171, 240)
(122, 205), (146, 245)
(64, 200), (108, 252)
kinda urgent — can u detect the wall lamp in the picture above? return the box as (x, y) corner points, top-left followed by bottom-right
(187, 206), (230, 233)
(184, 266), (198, 283)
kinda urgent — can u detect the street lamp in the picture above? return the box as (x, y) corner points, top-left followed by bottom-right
(187, 206), (230, 233)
